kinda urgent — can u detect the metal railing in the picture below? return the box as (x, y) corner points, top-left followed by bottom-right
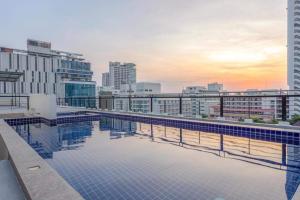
(56, 90), (300, 124)
(0, 95), (30, 110)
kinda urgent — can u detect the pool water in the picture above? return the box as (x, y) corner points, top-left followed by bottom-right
(13, 117), (300, 200)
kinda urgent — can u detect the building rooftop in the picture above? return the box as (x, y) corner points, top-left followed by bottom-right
(0, 39), (87, 61)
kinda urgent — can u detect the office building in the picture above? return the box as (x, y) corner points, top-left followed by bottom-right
(0, 39), (95, 98)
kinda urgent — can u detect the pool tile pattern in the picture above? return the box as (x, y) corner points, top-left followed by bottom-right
(5, 111), (300, 145)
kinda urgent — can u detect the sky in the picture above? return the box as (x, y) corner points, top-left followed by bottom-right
(0, 0), (287, 92)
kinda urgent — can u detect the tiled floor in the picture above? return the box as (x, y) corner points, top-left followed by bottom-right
(0, 160), (25, 200)
(12, 118), (300, 200)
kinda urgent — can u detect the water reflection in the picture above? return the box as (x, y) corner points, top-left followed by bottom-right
(13, 117), (300, 200)
(15, 121), (93, 158)
(286, 145), (300, 200)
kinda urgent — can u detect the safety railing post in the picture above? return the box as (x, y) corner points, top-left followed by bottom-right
(179, 97), (182, 115)
(282, 95), (287, 121)
(220, 96), (224, 118)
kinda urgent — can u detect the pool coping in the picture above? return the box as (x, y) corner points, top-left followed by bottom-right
(95, 110), (300, 132)
(0, 119), (83, 200)
(4, 109), (300, 146)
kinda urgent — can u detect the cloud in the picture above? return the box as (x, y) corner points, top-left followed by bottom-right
(0, 0), (287, 92)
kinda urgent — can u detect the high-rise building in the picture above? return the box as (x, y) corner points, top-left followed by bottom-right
(0, 39), (95, 98)
(102, 72), (110, 87)
(288, 0), (300, 116)
(107, 62), (136, 90)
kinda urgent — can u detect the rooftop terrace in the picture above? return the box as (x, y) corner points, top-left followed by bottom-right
(0, 93), (300, 199)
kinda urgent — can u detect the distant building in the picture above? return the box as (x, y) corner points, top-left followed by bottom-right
(288, 0), (300, 116)
(97, 86), (119, 96)
(108, 62), (136, 90)
(181, 84), (223, 118)
(120, 82), (161, 95)
(102, 72), (110, 87)
(211, 90), (287, 121)
(0, 39), (95, 98)
(182, 86), (207, 94)
(115, 82), (161, 113)
(208, 82), (223, 92)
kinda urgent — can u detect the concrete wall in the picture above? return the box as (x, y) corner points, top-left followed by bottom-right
(29, 94), (56, 119)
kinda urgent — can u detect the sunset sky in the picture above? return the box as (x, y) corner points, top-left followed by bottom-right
(0, 0), (287, 92)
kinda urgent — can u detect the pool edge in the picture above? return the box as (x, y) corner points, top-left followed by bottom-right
(0, 119), (83, 200)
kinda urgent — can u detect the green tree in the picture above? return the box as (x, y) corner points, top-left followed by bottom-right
(289, 114), (300, 125)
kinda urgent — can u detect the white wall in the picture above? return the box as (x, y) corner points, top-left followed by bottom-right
(29, 94), (57, 119)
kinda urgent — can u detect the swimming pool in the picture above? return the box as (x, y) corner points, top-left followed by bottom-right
(12, 116), (300, 200)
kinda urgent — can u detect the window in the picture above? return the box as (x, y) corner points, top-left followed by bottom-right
(53, 83), (56, 94)
(4, 82), (6, 94)
(51, 59), (54, 72)
(44, 83), (46, 94)
(32, 71), (34, 82)
(21, 82), (24, 94)
(45, 72), (47, 83)
(43, 58), (46, 72)
(23, 70), (25, 81)
(38, 72), (41, 82)
(17, 54), (20, 70)
(30, 83), (33, 93)
(35, 56), (37, 71)
(26, 56), (29, 70)
(37, 83), (39, 93)
(9, 54), (12, 69)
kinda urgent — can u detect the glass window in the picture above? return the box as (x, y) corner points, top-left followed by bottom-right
(65, 83), (95, 97)
(9, 54), (12, 69)
(38, 72), (41, 82)
(26, 56), (29, 70)
(35, 56), (37, 71)
(4, 82), (6, 94)
(43, 58), (46, 72)
(21, 82), (24, 94)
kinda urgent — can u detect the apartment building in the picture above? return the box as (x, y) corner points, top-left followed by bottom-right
(101, 62), (136, 90)
(288, 0), (300, 116)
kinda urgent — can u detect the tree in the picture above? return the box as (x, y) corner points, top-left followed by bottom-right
(289, 114), (300, 125)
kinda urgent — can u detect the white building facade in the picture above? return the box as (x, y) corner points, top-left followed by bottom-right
(288, 0), (300, 116)
(115, 82), (161, 113)
(104, 62), (136, 90)
(102, 72), (110, 87)
(0, 39), (95, 99)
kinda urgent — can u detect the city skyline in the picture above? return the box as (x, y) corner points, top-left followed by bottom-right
(0, 0), (287, 92)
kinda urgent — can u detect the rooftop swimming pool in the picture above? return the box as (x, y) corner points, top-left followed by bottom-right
(11, 115), (300, 200)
